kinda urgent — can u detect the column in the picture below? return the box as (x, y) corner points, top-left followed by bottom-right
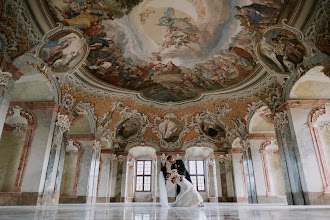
(40, 114), (71, 205)
(114, 153), (126, 202)
(274, 111), (306, 205)
(206, 154), (218, 202)
(152, 156), (157, 203)
(218, 153), (228, 202)
(214, 153), (223, 201)
(86, 140), (101, 204)
(125, 155), (135, 202)
(0, 55), (23, 137)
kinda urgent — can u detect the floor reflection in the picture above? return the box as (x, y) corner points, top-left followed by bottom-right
(0, 203), (330, 219)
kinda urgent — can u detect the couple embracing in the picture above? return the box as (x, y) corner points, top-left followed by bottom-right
(159, 156), (203, 207)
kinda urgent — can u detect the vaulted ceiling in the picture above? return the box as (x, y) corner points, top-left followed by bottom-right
(0, 0), (328, 151)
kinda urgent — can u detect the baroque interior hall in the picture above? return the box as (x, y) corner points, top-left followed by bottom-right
(0, 0), (329, 219)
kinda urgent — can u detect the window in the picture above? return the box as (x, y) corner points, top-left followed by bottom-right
(188, 160), (205, 191)
(136, 160), (152, 192)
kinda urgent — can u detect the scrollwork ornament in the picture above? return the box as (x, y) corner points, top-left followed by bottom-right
(241, 140), (250, 151)
(273, 112), (289, 131)
(117, 155), (124, 164)
(110, 154), (117, 164)
(56, 114), (71, 133)
(0, 70), (12, 94)
(92, 140), (101, 152)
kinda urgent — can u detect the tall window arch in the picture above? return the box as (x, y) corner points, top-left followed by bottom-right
(309, 104), (330, 195)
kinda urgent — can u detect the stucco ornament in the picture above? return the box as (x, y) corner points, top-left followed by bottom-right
(112, 101), (151, 143)
(274, 111), (289, 131)
(56, 114), (71, 133)
(66, 139), (81, 154)
(160, 154), (167, 166)
(92, 140), (101, 152)
(110, 154), (118, 165)
(241, 140), (250, 152)
(219, 154), (232, 168)
(5, 106), (30, 133)
(0, 69), (12, 94)
(117, 155), (124, 164)
(191, 109), (227, 143)
(62, 93), (76, 111)
(151, 112), (190, 150)
(317, 103), (330, 131)
(36, 23), (89, 74)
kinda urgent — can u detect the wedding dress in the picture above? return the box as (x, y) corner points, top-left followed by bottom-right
(159, 170), (203, 207)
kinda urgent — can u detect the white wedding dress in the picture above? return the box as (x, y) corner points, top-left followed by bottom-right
(159, 171), (203, 207)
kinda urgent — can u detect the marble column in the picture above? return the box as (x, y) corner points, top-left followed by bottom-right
(114, 153), (126, 202)
(125, 156), (136, 202)
(152, 156), (157, 203)
(40, 114), (71, 205)
(206, 155), (218, 202)
(86, 140), (101, 204)
(219, 154), (228, 202)
(274, 111), (306, 205)
(108, 153), (118, 202)
(213, 153), (223, 201)
(0, 56), (23, 138)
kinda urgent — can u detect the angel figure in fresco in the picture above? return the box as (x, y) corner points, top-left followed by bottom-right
(235, 4), (280, 27)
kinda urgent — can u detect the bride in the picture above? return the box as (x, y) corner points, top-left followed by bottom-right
(159, 165), (203, 207)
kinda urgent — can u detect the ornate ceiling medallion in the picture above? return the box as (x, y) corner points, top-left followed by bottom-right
(151, 113), (189, 150)
(37, 24), (89, 74)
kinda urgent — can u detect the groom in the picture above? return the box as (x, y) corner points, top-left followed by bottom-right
(167, 156), (192, 195)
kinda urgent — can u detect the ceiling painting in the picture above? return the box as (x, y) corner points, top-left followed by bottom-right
(44, 0), (298, 102)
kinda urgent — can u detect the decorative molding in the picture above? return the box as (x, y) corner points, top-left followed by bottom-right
(0, 70), (12, 94)
(190, 109), (228, 144)
(227, 149), (243, 154)
(92, 140), (101, 152)
(245, 134), (276, 140)
(273, 112), (289, 131)
(0, 0), (42, 61)
(308, 103), (330, 195)
(151, 112), (190, 150)
(5, 106), (32, 133)
(111, 101), (151, 143)
(274, 100), (330, 113)
(56, 114), (71, 133)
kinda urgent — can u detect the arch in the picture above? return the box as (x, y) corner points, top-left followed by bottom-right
(288, 66), (330, 100)
(72, 102), (97, 135)
(248, 106), (274, 134)
(181, 139), (217, 152)
(125, 140), (161, 152)
(12, 53), (60, 103)
(308, 104), (330, 194)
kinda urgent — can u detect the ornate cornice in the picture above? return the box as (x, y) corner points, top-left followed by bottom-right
(245, 134), (276, 140)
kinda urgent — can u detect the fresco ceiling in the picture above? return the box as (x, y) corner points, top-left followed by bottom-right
(43, 0), (300, 102)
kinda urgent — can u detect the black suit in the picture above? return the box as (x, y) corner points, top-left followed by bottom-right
(171, 160), (191, 195)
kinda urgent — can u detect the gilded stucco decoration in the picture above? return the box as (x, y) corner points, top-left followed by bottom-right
(151, 112), (190, 150)
(111, 101), (151, 143)
(0, 0), (42, 61)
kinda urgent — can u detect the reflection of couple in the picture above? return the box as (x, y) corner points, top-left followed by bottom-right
(159, 156), (203, 207)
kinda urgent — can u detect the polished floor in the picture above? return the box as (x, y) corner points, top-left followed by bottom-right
(0, 203), (330, 220)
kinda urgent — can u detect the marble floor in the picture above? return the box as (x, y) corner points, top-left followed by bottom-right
(0, 203), (330, 220)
